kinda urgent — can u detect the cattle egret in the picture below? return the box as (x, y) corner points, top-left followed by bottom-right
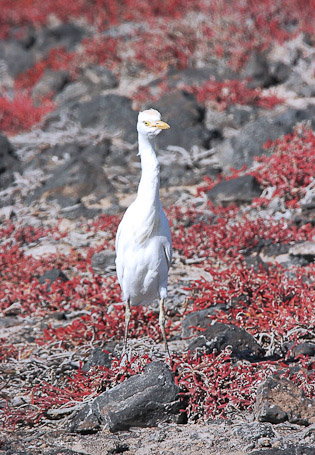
(115, 109), (172, 357)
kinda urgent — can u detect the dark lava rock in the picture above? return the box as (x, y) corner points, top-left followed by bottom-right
(32, 69), (69, 99)
(244, 51), (279, 88)
(182, 307), (225, 339)
(290, 342), (315, 358)
(69, 361), (182, 433)
(243, 52), (269, 88)
(260, 242), (309, 268)
(75, 95), (138, 143)
(229, 106), (259, 127)
(286, 71), (315, 98)
(91, 251), (116, 274)
(255, 376), (315, 425)
(217, 106), (315, 171)
(82, 66), (119, 90)
(1, 450), (85, 455)
(38, 268), (69, 286)
(25, 139), (111, 173)
(295, 200), (315, 227)
(160, 162), (190, 187)
(82, 346), (114, 372)
(248, 447), (315, 455)
(0, 316), (22, 329)
(55, 80), (92, 106)
(289, 241), (315, 261)
(233, 422), (275, 444)
(0, 134), (20, 190)
(262, 243), (290, 257)
(107, 443), (129, 454)
(187, 322), (264, 361)
(55, 67), (118, 107)
(282, 342), (315, 360)
(244, 255), (269, 273)
(152, 62), (237, 89)
(0, 40), (34, 76)
(47, 23), (86, 48)
(207, 175), (262, 206)
(159, 159), (216, 187)
(151, 91), (211, 150)
(27, 156), (114, 207)
(60, 203), (101, 220)
(50, 450), (87, 455)
(8, 25), (36, 49)
(270, 61), (291, 84)
(33, 23), (87, 54)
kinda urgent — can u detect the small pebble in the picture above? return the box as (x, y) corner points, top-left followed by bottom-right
(257, 437), (272, 447)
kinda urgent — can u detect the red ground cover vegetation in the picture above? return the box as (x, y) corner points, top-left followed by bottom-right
(1, 0), (314, 134)
(133, 79), (283, 110)
(1, 126), (314, 427)
(185, 80), (283, 110)
(0, 92), (54, 135)
(197, 125), (315, 209)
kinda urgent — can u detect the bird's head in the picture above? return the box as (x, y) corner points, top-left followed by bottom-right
(137, 109), (170, 137)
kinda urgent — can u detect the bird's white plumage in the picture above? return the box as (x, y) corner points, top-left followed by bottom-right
(115, 109), (172, 307)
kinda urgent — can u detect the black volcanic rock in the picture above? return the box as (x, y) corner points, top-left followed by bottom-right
(255, 376), (315, 425)
(24, 140), (111, 173)
(0, 40), (34, 76)
(152, 91), (211, 150)
(286, 71), (315, 98)
(295, 199), (315, 227)
(207, 175), (262, 206)
(243, 52), (290, 88)
(33, 23), (87, 54)
(282, 342), (315, 360)
(91, 251), (116, 274)
(182, 308), (225, 339)
(187, 322), (265, 360)
(60, 203), (101, 220)
(75, 95), (138, 143)
(152, 62), (238, 89)
(248, 448), (315, 455)
(216, 106), (315, 171)
(70, 361), (182, 433)
(32, 69), (69, 99)
(0, 134), (20, 189)
(289, 241), (315, 260)
(82, 66), (119, 90)
(55, 67), (119, 106)
(82, 346), (114, 372)
(244, 254), (269, 273)
(38, 268), (69, 287)
(243, 51), (286, 88)
(27, 156), (113, 207)
(54, 80), (92, 106)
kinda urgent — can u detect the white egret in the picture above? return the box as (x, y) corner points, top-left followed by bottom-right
(115, 109), (172, 357)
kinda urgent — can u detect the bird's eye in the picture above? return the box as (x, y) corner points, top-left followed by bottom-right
(143, 121), (150, 126)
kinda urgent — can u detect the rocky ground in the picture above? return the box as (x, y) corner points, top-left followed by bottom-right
(0, 2), (315, 454)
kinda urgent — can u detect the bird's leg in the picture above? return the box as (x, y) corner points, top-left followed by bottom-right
(124, 299), (131, 352)
(159, 298), (170, 358)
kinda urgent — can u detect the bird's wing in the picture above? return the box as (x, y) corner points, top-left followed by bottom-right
(160, 208), (173, 269)
(163, 238), (172, 269)
(115, 200), (136, 252)
(115, 204), (134, 285)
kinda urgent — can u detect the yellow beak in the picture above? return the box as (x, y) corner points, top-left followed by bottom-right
(151, 120), (170, 129)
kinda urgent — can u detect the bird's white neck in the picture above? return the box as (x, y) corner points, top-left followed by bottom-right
(137, 133), (160, 204)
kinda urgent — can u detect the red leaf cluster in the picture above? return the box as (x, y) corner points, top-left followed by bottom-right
(252, 126), (315, 208)
(197, 126), (315, 209)
(185, 80), (283, 111)
(0, 92), (54, 135)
